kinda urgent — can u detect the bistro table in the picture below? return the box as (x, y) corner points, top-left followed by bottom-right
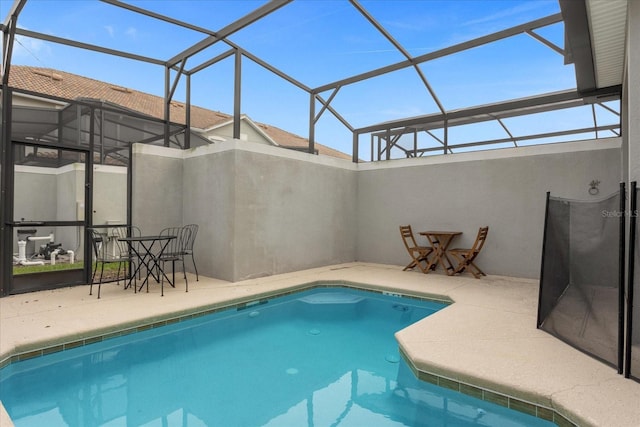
(118, 234), (176, 296)
(419, 231), (462, 275)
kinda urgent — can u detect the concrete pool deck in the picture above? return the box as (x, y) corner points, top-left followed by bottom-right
(1, 262), (639, 427)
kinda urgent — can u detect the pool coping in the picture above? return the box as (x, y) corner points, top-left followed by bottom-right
(398, 348), (577, 427)
(0, 279), (575, 426)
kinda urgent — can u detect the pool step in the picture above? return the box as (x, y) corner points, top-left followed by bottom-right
(298, 292), (365, 305)
(297, 292), (365, 320)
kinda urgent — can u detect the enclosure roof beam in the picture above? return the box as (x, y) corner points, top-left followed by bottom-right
(413, 124), (619, 154)
(1, 0), (26, 84)
(12, 27), (166, 66)
(100, 0), (301, 92)
(313, 13), (562, 94)
(100, 0), (219, 38)
(2, 0), (25, 28)
(167, 0), (292, 68)
(349, 0), (446, 114)
(239, 47), (311, 93)
(360, 87), (620, 134)
(188, 48), (235, 75)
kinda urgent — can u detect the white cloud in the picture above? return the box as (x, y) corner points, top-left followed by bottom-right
(125, 27), (137, 39)
(10, 34), (51, 62)
(463, 2), (553, 27)
(104, 25), (115, 38)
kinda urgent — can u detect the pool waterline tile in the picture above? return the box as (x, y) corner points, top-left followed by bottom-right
(398, 349), (578, 427)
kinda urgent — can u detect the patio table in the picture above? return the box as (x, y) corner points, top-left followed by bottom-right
(118, 235), (176, 296)
(419, 231), (462, 275)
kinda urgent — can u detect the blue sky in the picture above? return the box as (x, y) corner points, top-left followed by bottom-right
(0, 0), (619, 156)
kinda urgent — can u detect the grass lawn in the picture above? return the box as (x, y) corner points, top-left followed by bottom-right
(13, 261), (125, 275)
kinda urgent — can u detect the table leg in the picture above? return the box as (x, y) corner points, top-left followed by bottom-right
(425, 235), (441, 272)
(123, 243), (145, 292)
(123, 238), (176, 295)
(438, 235), (457, 275)
(425, 234), (458, 274)
(136, 240), (161, 293)
(151, 239), (176, 296)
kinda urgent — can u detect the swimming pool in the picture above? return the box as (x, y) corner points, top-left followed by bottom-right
(0, 287), (555, 426)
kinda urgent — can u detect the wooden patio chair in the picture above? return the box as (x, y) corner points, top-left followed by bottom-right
(449, 226), (489, 278)
(399, 225), (433, 274)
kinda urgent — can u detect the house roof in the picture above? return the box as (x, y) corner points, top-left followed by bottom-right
(560, 0), (627, 93)
(8, 65), (351, 160)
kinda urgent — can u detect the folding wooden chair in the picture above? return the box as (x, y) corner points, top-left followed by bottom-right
(449, 226), (489, 278)
(399, 225), (433, 274)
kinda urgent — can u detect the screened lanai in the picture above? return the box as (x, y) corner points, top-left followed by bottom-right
(2, 1), (626, 294)
(2, 1), (626, 284)
(1, 0), (639, 383)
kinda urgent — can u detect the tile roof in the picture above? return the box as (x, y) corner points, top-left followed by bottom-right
(8, 66), (351, 160)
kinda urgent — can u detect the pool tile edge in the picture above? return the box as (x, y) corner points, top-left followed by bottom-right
(398, 348), (580, 427)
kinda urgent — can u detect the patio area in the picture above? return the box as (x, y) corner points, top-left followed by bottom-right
(1, 263), (639, 427)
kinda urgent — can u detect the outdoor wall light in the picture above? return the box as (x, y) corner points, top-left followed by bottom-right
(589, 179), (600, 195)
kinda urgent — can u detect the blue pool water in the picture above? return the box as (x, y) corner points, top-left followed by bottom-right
(0, 287), (555, 427)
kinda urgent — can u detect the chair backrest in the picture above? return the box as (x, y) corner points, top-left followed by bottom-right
(182, 224), (198, 252)
(111, 226), (140, 257)
(160, 226), (188, 255)
(399, 225), (419, 250)
(88, 228), (105, 260)
(470, 226), (489, 254)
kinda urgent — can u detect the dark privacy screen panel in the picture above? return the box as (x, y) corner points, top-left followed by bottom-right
(539, 191), (622, 369)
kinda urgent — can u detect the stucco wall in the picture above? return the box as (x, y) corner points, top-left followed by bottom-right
(356, 139), (622, 278)
(54, 165), (84, 254)
(93, 165), (128, 226)
(14, 167), (57, 223)
(132, 147), (184, 234)
(132, 138), (621, 282)
(136, 141), (357, 282)
(182, 148), (236, 281)
(230, 149), (357, 280)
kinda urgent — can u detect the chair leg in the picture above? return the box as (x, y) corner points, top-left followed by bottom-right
(451, 253), (485, 279)
(116, 262), (122, 286)
(450, 253), (466, 275)
(126, 261), (137, 291)
(183, 257), (188, 292)
(403, 260), (417, 271)
(160, 260), (165, 297)
(191, 253), (199, 281)
(90, 262), (98, 296)
(468, 262), (486, 278)
(97, 263), (106, 299)
(404, 256), (430, 274)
